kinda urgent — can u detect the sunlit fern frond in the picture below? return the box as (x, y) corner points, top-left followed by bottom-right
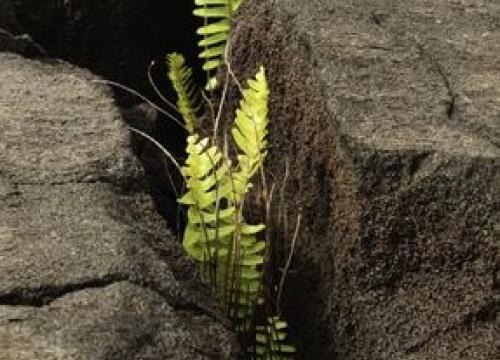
(230, 66), (269, 202)
(178, 134), (233, 261)
(193, 0), (244, 90)
(177, 67), (295, 356)
(179, 142), (266, 332)
(167, 52), (200, 133)
(178, 135), (265, 321)
(254, 316), (296, 360)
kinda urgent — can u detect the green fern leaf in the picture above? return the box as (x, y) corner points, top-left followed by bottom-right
(178, 68), (288, 353)
(193, 0), (245, 90)
(254, 316), (296, 359)
(180, 135), (232, 260)
(230, 66), (269, 201)
(167, 53), (199, 133)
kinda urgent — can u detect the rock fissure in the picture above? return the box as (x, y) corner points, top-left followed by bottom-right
(416, 42), (458, 121)
(404, 297), (500, 354)
(6, 176), (120, 187)
(0, 274), (128, 307)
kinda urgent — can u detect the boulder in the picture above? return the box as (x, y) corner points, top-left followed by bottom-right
(226, 0), (500, 359)
(0, 52), (238, 359)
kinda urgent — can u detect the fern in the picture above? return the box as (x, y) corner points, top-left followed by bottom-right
(255, 316), (296, 360)
(178, 67), (268, 323)
(229, 66), (269, 202)
(178, 134), (231, 260)
(169, 62), (296, 358)
(167, 52), (200, 133)
(193, 0), (244, 90)
(178, 133), (265, 328)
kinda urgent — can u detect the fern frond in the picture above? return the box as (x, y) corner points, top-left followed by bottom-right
(255, 316), (296, 360)
(179, 134), (264, 305)
(178, 67), (292, 354)
(193, 0), (244, 90)
(179, 134), (232, 261)
(230, 66), (269, 201)
(179, 133), (265, 329)
(167, 52), (200, 133)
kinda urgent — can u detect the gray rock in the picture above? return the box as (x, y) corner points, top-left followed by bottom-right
(226, 0), (500, 359)
(0, 282), (235, 360)
(0, 53), (238, 359)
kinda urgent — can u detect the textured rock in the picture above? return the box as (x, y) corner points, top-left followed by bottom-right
(226, 0), (500, 359)
(0, 53), (237, 359)
(0, 282), (234, 360)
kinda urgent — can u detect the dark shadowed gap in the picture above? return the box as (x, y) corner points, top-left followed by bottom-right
(6, 1), (204, 101)
(3, 0), (205, 232)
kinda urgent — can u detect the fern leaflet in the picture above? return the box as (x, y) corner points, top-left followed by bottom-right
(193, 0), (244, 90)
(229, 66), (269, 202)
(255, 316), (296, 359)
(167, 52), (200, 133)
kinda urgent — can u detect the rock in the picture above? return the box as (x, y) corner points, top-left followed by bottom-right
(226, 1), (500, 359)
(0, 282), (234, 360)
(0, 0), (202, 229)
(0, 53), (238, 359)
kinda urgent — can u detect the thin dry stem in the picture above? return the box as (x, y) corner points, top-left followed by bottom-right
(148, 60), (179, 113)
(92, 79), (186, 130)
(224, 39), (244, 95)
(213, 65), (230, 141)
(201, 89), (216, 125)
(128, 127), (184, 176)
(277, 211), (301, 313)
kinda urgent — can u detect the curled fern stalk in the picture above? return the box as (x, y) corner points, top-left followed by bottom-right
(167, 52), (200, 133)
(193, 0), (244, 90)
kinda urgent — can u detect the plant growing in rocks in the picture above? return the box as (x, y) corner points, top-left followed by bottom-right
(117, 1), (298, 357)
(159, 1), (298, 358)
(167, 56), (296, 359)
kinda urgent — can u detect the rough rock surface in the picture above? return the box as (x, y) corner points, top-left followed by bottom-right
(0, 52), (237, 359)
(227, 0), (499, 359)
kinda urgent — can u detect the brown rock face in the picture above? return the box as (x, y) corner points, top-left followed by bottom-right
(226, 0), (499, 359)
